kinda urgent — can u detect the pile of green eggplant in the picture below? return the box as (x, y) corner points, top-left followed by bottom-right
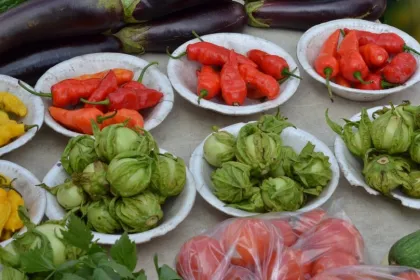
(0, 0), (247, 84)
(245, 0), (387, 30)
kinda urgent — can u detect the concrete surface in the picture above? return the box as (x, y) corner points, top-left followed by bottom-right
(3, 26), (420, 278)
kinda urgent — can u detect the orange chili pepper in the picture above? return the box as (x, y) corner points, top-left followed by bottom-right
(74, 68), (134, 86)
(196, 66), (221, 104)
(359, 44), (389, 69)
(314, 29), (341, 101)
(97, 109), (144, 130)
(239, 64), (280, 100)
(49, 107), (102, 134)
(220, 51), (247, 106)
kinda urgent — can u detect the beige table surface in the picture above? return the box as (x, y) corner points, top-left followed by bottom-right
(3, 26), (420, 278)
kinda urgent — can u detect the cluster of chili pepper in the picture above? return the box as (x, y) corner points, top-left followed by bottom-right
(19, 63), (163, 134)
(314, 28), (419, 101)
(169, 36), (301, 105)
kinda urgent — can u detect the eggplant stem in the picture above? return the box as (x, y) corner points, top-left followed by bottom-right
(404, 45), (420, 56)
(80, 98), (110, 106)
(138, 61), (159, 83)
(18, 81), (52, 98)
(96, 111), (118, 124)
(197, 89), (208, 105)
(192, 30), (204, 42)
(245, 1), (270, 28)
(166, 47), (186, 59)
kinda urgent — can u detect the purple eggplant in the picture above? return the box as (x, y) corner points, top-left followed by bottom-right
(115, 1), (247, 53)
(0, 36), (121, 85)
(246, 0), (387, 30)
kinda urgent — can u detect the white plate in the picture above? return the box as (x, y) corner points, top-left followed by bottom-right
(0, 160), (46, 246)
(0, 75), (44, 157)
(42, 148), (196, 245)
(297, 19), (420, 102)
(167, 33), (301, 115)
(335, 106), (420, 209)
(189, 122), (340, 217)
(35, 53), (174, 138)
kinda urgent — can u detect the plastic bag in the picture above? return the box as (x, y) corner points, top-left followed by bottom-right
(175, 203), (368, 280)
(312, 265), (420, 279)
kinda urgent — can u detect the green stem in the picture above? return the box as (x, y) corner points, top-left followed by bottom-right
(166, 47), (186, 59)
(380, 80), (400, 89)
(138, 61), (159, 83)
(192, 30), (204, 42)
(96, 110), (118, 124)
(282, 68), (302, 80)
(340, 29), (346, 37)
(18, 81), (52, 98)
(404, 44), (420, 56)
(24, 124), (39, 132)
(354, 72), (372, 85)
(80, 98), (110, 106)
(197, 89), (208, 105)
(278, 68), (298, 84)
(324, 67), (334, 102)
(245, 1), (270, 28)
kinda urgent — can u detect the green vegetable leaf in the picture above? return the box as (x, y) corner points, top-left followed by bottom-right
(154, 255), (182, 280)
(20, 231), (55, 273)
(61, 214), (93, 252)
(61, 273), (87, 280)
(1, 266), (27, 280)
(93, 268), (115, 280)
(325, 109), (343, 136)
(135, 270), (148, 280)
(56, 260), (80, 273)
(110, 232), (137, 272)
(18, 205), (35, 231)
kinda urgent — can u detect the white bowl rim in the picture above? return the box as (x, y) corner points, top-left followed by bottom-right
(297, 19), (420, 96)
(0, 75), (44, 156)
(167, 32), (301, 116)
(35, 52), (174, 138)
(189, 121), (340, 217)
(334, 105), (420, 209)
(42, 148), (196, 244)
(0, 160), (46, 247)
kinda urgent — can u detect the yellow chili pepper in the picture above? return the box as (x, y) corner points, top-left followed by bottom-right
(0, 195), (12, 237)
(0, 122), (38, 147)
(0, 110), (10, 125)
(4, 190), (24, 232)
(0, 92), (27, 117)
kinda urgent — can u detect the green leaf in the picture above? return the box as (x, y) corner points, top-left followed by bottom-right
(134, 270), (148, 280)
(110, 232), (137, 272)
(56, 260), (80, 272)
(18, 205), (35, 231)
(20, 231), (55, 273)
(99, 259), (133, 278)
(92, 268), (116, 280)
(61, 273), (87, 280)
(325, 109), (343, 136)
(61, 214), (93, 252)
(1, 266), (27, 280)
(154, 255), (182, 280)
(88, 243), (106, 255)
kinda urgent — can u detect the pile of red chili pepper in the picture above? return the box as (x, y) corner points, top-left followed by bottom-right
(169, 40), (301, 105)
(19, 63), (164, 134)
(314, 28), (419, 101)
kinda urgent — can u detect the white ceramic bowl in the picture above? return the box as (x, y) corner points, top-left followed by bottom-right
(0, 75), (44, 157)
(190, 122), (340, 217)
(335, 106), (420, 209)
(35, 53), (174, 138)
(0, 160), (46, 246)
(297, 19), (420, 102)
(167, 33), (301, 115)
(42, 148), (196, 245)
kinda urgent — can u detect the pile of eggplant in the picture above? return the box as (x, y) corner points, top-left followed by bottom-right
(245, 0), (387, 30)
(0, 0), (247, 84)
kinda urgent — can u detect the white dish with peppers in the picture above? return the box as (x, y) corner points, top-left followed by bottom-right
(297, 19), (420, 102)
(33, 53), (174, 138)
(167, 33), (301, 116)
(190, 115), (340, 217)
(332, 104), (420, 209)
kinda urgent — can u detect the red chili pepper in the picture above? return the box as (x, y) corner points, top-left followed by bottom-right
(19, 79), (100, 108)
(355, 73), (399, 90)
(314, 29), (341, 101)
(334, 75), (352, 88)
(196, 66), (221, 104)
(247, 49), (267, 65)
(359, 43), (389, 69)
(74, 68), (134, 86)
(337, 30), (359, 58)
(49, 107), (103, 134)
(220, 50), (247, 106)
(344, 28), (420, 56)
(122, 61), (159, 90)
(239, 64), (280, 100)
(97, 109), (144, 130)
(84, 71), (119, 112)
(383, 52), (417, 84)
(246, 85), (266, 100)
(339, 51), (371, 84)
(81, 87), (164, 111)
(168, 42), (257, 67)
